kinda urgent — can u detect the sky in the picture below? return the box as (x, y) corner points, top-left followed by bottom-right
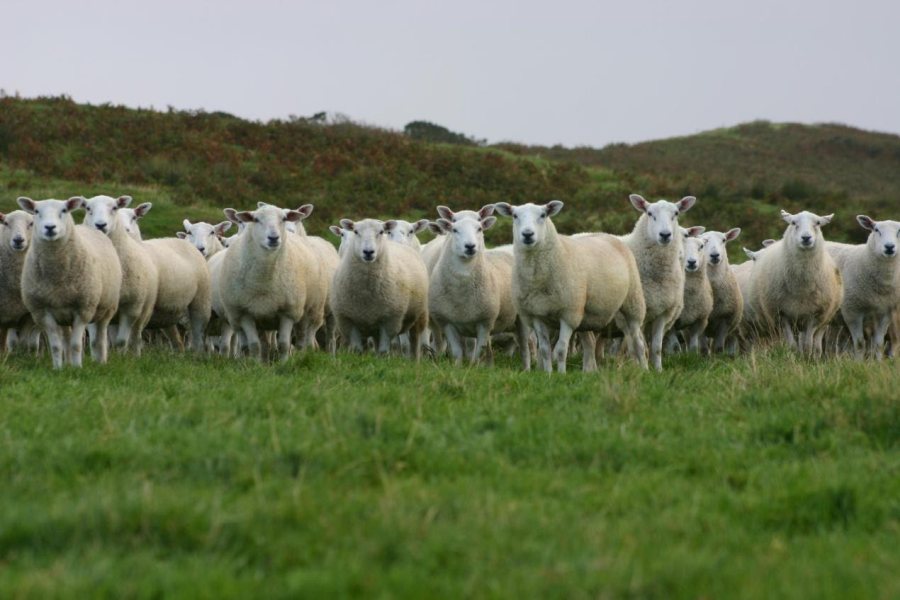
(4, 0), (900, 147)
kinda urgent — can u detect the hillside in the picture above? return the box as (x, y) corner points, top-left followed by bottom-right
(2, 96), (898, 246)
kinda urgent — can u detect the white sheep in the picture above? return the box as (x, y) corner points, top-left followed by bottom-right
(701, 228), (744, 353)
(493, 201), (647, 373)
(330, 219), (429, 358)
(120, 202), (212, 352)
(17, 197), (122, 368)
(620, 194), (697, 371)
(423, 205), (494, 272)
(385, 219), (429, 250)
(428, 213), (529, 367)
(218, 204), (324, 361)
(0, 210), (35, 351)
(667, 233), (713, 353)
(825, 215), (900, 359)
(749, 210), (843, 355)
(82, 195), (160, 355)
(177, 219), (232, 258)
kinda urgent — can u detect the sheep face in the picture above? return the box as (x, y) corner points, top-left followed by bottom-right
(117, 203), (152, 241)
(629, 194), (696, 246)
(438, 215), (496, 260)
(780, 210), (832, 251)
(386, 219), (428, 247)
(17, 197), (81, 243)
(236, 205), (300, 252)
(0, 210), (33, 252)
(702, 228), (741, 265)
(180, 220), (232, 257)
(858, 216), (900, 259)
(683, 237), (706, 273)
(340, 218), (389, 263)
(493, 201), (563, 248)
(329, 225), (352, 256)
(83, 195), (130, 236)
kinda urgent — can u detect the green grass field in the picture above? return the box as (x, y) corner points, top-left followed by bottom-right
(1, 348), (897, 598)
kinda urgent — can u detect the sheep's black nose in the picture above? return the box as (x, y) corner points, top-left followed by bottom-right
(801, 234), (813, 245)
(363, 249), (375, 260)
(522, 231), (535, 244)
(885, 244), (896, 255)
(687, 259), (697, 268)
(44, 224), (56, 234)
(710, 253), (721, 263)
(659, 232), (672, 242)
(95, 222), (107, 232)
(464, 243), (476, 254)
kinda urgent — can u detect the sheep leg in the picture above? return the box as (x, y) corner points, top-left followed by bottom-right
(377, 327), (393, 355)
(398, 333), (411, 356)
(443, 324), (464, 365)
(780, 316), (797, 350)
(348, 327), (364, 353)
(219, 322), (234, 357)
(114, 314), (133, 353)
(408, 325), (423, 362)
(871, 314), (891, 361)
(726, 336), (738, 355)
(40, 314), (66, 369)
(471, 323), (491, 365)
(277, 316), (294, 362)
(845, 313), (865, 359)
(164, 325), (185, 352)
(529, 320), (552, 372)
(665, 331), (681, 354)
(688, 320), (708, 353)
(579, 332), (597, 372)
(553, 321), (575, 374)
(325, 312), (337, 356)
(515, 317), (531, 371)
(69, 316), (88, 368)
(649, 317), (666, 372)
(239, 316), (262, 361)
(714, 322), (730, 353)
(88, 320), (111, 364)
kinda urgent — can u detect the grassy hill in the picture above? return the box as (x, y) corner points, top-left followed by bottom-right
(3, 95), (900, 248)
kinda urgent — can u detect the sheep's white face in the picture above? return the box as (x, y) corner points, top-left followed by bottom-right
(858, 216), (900, 259)
(683, 237), (706, 273)
(237, 205), (299, 252)
(701, 228), (741, 266)
(18, 197), (80, 242)
(0, 210), (33, 252)
(386, 219), (428, 246)
(340, 218), (390, 263)
(83, 195), (128, 236)
(493, 201), (563, 248)
(116, 202), (152, 241)
(329, 225), (352, 256)
(781, 210), (832, 251)
(440, 215), (496, 260)
(180, 220), (231, 257)
(630, 195), (696, 246)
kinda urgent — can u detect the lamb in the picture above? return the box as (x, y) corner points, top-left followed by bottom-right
(701, 228), (744, 353)
(218, 204), (324, 361)
(493, 201), (647, 373)
(119, 201), (211, 352)
(428, 212), (529, 367)
(330, 219), (429, 358)
(177, 219), (232, 258)
(82, 195), (159, 355)
(620, 194), (697, 371)
(824, 215), (900, 359)
(0, 210), (35, 351)
(666, 234), (713, 353)
(749, 210), (843, 355)
(423, 205), (494, 272)
(17, 197), (122, 368)
(385, 219), (429, 250)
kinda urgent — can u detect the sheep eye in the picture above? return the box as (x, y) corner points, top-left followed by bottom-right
(541, 212), (547, 218)
(61, 209), (67, 214)
(513, 214), (518, 220)
(452, 228), (458, 234)
(477, 227), (482, 232)
(675, 211), (680, 216)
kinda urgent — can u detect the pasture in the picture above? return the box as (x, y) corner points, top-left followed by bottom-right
(1, 348), (897, 598)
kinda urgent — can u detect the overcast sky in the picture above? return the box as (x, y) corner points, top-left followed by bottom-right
(5, 0), (899, 147)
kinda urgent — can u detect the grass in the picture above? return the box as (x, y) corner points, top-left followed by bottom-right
(1, 348), (897, 598)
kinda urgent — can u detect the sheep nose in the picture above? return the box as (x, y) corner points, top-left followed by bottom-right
(801, 234), (813, 245)
(464, 243), (476, 254)
(710, 252), (721, 263)
(267, 234), (280, 245)
(95, 222), (107, 232)
(44, 224), (56, 234)
(687, 259), (697, 269)
(522, 230), (535, 244)
(885, 244), (896, 255)
(197, 246), (206, 254)
(659, 231), (672, 243)
(362, 249), (375, 261)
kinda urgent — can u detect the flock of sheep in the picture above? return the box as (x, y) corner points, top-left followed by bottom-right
(1, 193), (898, 371)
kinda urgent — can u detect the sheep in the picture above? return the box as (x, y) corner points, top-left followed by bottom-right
(666, 234), (713, 353)
(824, 215), (900, 359)
(177, 219), (232, 258)
(749, 210), (843, 355)
(423, 205), (495, 272)
(0, 210), (35, 351)
(701, 228), (744, 353)
(330, 219), (429, 358)
(493, 201), (647, 373)
(17, 197), (122, 368)
(428, 212), (529, 367)
(385, 219), (429, 250)
(620, 194), (697, 371)
(82, 195), (159, 356)
(119, 201), (211, 352)
(218, 204), (324, 361)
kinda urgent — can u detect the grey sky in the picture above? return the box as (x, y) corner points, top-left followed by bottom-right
(5, 0), (899, 147)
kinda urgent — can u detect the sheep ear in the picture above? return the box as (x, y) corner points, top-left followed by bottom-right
(545, 200), (564, 216)
(183, 219), (192, 232)
(235, 211), (255, 223)
(492, 202), (513, 217)
(0, 212), (6, 224)
(284, 210), (305, 223)
(676, 196), (696, 213)
(411, 219), (429, 235)
(856, 215), (875, 231)
(724, 228), (741, 242)
(684, 226), (705, 238)
(329, 225), (343, 238)
(66, 196), (85, 211)
(257, 201), (272, 209)
(16, 197), (36, 214)
(383, 220), (398, 232)
(176, 231), (188, 239)
(436, 205), (454, 220)
(117, 195), (133, 208)
(214, 221), (232, 236)
(479, 204), (495, 219)
(295, 204), (314, 219)
(762, 239), (776, 247)
(818, 214), (834, 226)
(134, 203), (152, 218)
(436, 218), (453, 233)
(339, 219), (355, 231)
(629, 194), (649, 212)
(481, 216), (497, 231)
(743, 247), (758, 260)
(223, 208), (239, 223)
(427, 222), (444, 235)
(780, 209), (793, 224)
